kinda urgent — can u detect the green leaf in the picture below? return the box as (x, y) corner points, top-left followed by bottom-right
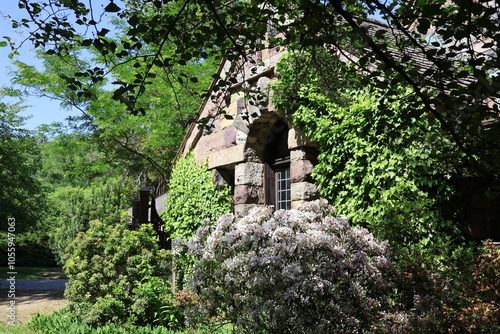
(104, 1), (121, 12)
(81, 39), (93, 46)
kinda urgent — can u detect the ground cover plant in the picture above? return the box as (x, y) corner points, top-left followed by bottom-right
(27, 309), (234, 334)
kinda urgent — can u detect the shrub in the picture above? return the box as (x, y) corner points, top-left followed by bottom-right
(64, 220), (182, 327)
(186, 199), (398, 333)
(49, 178), (134, 265)
(443, 241), (500, 333)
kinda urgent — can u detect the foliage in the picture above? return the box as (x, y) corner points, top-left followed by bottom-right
(0, 323), (36, 334)
(273, 53), (466, 249)
(186, 199), (398, 333)
(2, 230), (57, 266)
(29, 309), (180, 334)
(186, 200), (500, 332)
(442, 242), (500, 332)
(0, 92), (55, 265)
(48, 178), (134, 265)
(162, 152), (231, 240)
(63, 220), (179, 328)
(271, 48), (500, 333)
(12, 23), (217, 189)
(374, 242), (500, 333)
(28, 308), (234, 334)
(8, 0), (500, 179)
(36, 123), (114, 188)
(0, 94), (45, 229)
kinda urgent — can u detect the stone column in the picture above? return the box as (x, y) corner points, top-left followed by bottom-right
(233, 162), (265, 217)
(289, 148), (319, 209)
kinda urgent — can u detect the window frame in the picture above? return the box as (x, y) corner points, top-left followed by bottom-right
(265, 157), (291, 210)
(275, 166), (291, 210)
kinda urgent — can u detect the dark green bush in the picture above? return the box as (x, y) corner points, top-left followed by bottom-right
(49, 178), (134, 265)
(442, 242), (500, 333)
(63, 220), (182, 328)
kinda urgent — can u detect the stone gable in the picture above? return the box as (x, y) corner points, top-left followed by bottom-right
(178, 47), (319, 216)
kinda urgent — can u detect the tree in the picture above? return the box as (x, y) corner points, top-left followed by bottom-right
(0, 92), (44, 229)
(36, 122), (113, 187)
(6, 0), (499, 178)
(29, 119), (136, 265)
(48, 178), (135, 264)
(11, 43), (217, 189)
(0, 91), (56, 265)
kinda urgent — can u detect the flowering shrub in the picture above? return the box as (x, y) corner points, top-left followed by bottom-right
(186, 199), (397, 333)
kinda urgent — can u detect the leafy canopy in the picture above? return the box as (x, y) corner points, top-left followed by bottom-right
(0, 92), (45, 229)
(6, 0), (500, 177)
(10, 32), (217, 188)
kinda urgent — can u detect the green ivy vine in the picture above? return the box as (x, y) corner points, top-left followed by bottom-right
(162, 152), (232, 240)
(272, 52), (468, 248)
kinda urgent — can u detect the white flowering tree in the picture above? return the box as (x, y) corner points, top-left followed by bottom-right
(186, 199), (397, 333)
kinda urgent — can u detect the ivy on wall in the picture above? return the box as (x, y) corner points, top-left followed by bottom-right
(162, 152), (232, 240)
(272, 52), (468, 250)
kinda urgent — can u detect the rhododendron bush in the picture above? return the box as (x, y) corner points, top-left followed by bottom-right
(186, 200), (397, 333)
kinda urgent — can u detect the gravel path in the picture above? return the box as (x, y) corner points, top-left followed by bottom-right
(1, 279), (69, 324)
(0, 279), (68, 290)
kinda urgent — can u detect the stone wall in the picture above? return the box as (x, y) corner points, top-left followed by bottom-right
(179, 46), (320, 216)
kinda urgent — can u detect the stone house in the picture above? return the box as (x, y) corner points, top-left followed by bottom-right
(176, 46), (319, 217)
(174, 22), (499, 241)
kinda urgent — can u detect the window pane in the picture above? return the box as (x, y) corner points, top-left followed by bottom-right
(277, 168), (291, 210)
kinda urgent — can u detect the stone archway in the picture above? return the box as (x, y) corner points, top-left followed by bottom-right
(233, 114), (319, 217)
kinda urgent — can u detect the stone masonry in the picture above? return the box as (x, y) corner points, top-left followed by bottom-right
(178, 47), (319, 217)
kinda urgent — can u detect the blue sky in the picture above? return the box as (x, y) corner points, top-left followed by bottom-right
(0, 2), (80, 130)
(0, 1), (122, 131)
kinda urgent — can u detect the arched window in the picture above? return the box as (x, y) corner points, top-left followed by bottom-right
(264, 120), (291, 210)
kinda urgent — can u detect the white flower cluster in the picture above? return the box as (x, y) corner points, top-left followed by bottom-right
(186, 199), (397, 333)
